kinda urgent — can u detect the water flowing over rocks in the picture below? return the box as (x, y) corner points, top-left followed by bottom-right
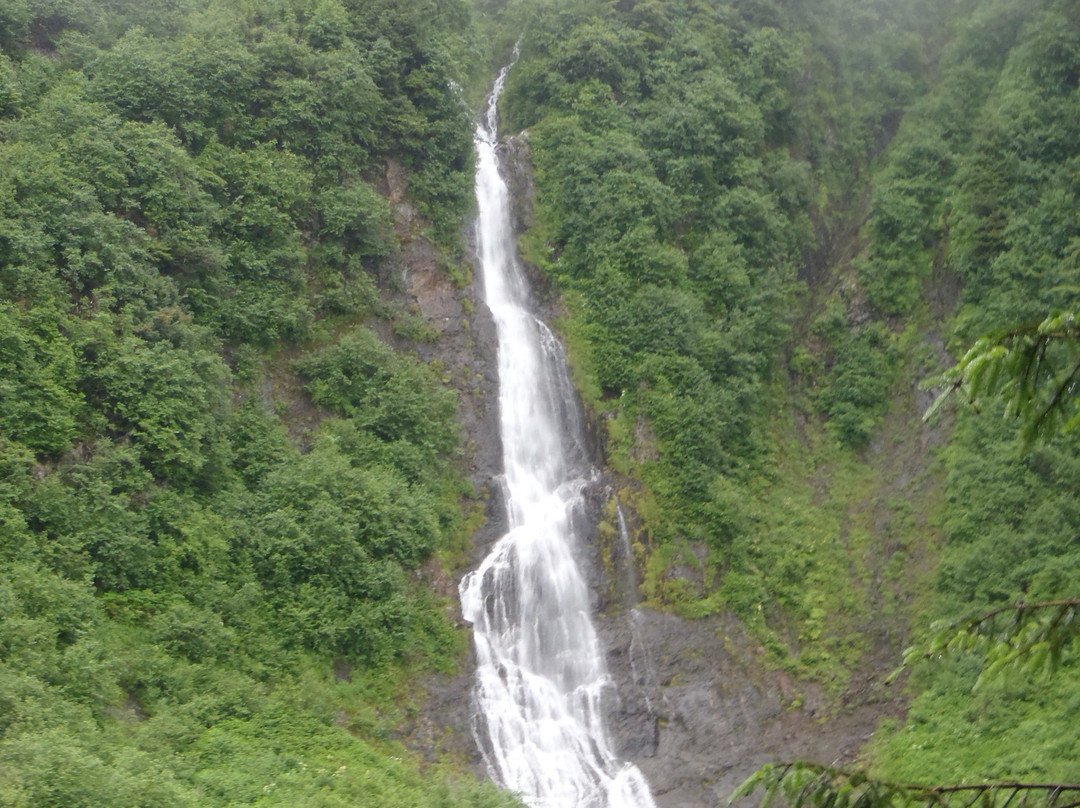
(399, 83), (904, 808)
(458, 60), (657, 808)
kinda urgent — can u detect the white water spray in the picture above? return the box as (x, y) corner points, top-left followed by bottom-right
(458, 60), (657, 808)
(615, 503), (639, 610)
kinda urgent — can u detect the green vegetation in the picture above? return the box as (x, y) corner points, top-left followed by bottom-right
(486, 0), (1080, 790)
(486, 0), (946, 684)
(0, 1), (518, 805)
(862, 0), (1080, 786)
(2, 0), (1079, 801)
(898, 600), (1080, 689)
(926, 310), (1080, 442)
(734, 762), (1080, 808)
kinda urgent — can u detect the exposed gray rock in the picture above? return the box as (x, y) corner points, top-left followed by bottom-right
(597, 607), (897, 808)
(500, 132), (535, 235)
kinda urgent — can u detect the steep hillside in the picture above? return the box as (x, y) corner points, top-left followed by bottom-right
(2, 0), (1078, 806)
(0, 1), (517, 805)
(863, 0), (1080, 784)
(480, 0), (1080, 802)
(493, 0), (943, 688)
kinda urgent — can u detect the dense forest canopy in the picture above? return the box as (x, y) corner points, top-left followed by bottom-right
(492, 0), (1080, 789)
(0, 0), (1078, 804)
(0, 0), (520, 805)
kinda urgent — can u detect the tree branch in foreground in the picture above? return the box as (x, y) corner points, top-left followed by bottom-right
(732, 762), (1080, 808)
(885, 599), (1079, 688)
(923, 310), (1080, 442)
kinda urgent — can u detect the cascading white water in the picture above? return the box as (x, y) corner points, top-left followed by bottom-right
(458, 59), (657, 808)
(615, 503), (639, 611)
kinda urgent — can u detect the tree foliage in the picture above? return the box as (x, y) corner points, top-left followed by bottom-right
(734, 763), (1080, 808)
(926, 311), (1080, 443)
(895, 600), (1080, 689)
(0, 1), (514, 805)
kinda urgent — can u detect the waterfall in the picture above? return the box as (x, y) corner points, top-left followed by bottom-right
(628, 609), (658, 715)
(458, 60), (657, 808)
(615, 503), (639, 611)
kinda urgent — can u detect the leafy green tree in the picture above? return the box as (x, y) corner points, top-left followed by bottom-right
(0, 3), (500, 803)
(0, 303), (83, 455)
(293, 328), (459, 456)
(816, 323), (898, 447)
(78, 310), (229, 485)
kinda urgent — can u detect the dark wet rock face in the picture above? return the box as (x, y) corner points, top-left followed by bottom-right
(597, 607), (900, 808)
(500, 132), (535, 235)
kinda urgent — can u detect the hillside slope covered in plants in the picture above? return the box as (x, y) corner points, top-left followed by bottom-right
(488, 0), (1080, 791)
(1, 0), (1079, 805)
(0, 0), (517, 805)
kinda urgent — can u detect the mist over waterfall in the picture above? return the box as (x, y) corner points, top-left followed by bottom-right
(458, 60), (657, 808)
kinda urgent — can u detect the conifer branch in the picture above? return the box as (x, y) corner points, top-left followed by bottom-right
(733, 762), (1080, 808)
(882, 599), (1079, 685)
(923, 310), (1080, 441)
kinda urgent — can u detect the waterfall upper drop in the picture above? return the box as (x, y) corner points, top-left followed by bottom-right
(458, 59), (657, 808)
